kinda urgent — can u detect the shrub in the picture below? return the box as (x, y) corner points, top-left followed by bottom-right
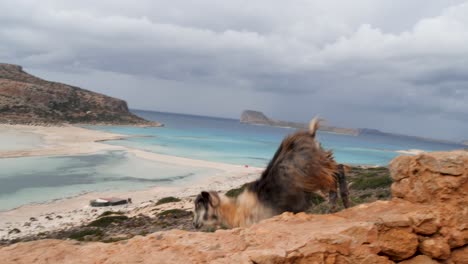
(88, 216), (128, 227)
(157, 209), (192, 219)
(156, 197), (181, 205)
(225, 183), (249, 198)
(351, 175), (393, 190)
(98, 211), (124, 218)
(68, 228), (103, 241)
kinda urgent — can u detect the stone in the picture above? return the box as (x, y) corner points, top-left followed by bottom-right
(409, 212), (439, 235)
(419, 237), (451, 260)
(450, 246), (468, 264)
(399, 255), (438, 264)
(378, 228), (419, 261)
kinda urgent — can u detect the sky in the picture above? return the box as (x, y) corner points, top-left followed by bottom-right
(0, 1), (467, 141)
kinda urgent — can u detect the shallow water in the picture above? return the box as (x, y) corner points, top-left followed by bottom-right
(0, 150), (219, 211)
(0, 110), (464, 211)
(89, 110), (465, 167)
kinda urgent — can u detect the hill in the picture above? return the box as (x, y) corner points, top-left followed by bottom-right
(0, 63), (160, 126)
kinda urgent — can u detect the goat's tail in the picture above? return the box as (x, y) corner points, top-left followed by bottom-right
(308, 117), (320, 137)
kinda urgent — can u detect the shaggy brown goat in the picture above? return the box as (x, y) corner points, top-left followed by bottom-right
(193, 118), (349, 229)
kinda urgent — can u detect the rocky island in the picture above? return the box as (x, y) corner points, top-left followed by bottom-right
(0, 63), (161, 126)
(240, 110), (360, 135)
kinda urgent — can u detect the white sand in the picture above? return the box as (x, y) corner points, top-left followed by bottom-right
(0, 125), (263, 240)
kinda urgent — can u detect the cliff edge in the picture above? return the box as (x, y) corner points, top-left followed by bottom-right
(0, 63), (161, 126)
(0, 151), (466, 263)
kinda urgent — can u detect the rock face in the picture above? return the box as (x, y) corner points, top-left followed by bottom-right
(0, 151), (467, 263)
(0, 63), (160, 125)
(240, 110), (360, 135)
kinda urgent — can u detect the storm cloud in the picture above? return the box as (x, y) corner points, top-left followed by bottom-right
(1, 0), (467, 140)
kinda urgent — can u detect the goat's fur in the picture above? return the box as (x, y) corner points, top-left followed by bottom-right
(193, 117), (349, 229)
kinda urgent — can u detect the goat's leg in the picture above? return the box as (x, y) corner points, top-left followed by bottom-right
(336, 165), (350, 208)
(328, 190), (338, 212)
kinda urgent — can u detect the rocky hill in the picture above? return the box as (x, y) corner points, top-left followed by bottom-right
(0, 63), (160, 126)
(0, 151), (466, 263)
(240, 110), (360, 135)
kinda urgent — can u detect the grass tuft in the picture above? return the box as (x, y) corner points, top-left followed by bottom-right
(157, 209), (192, 219)
(68, 228), (103, 241)
(225, 183), (249, 198)
(156, 197), (181, 205)
(88, 216), (128, 228)
(98, 211), (124, 218)
(351, 174), (393, 190)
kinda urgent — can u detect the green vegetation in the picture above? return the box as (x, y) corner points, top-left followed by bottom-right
(350, 174), (393, 190)
(308, 192), (326, 205)
(225, 183), (249, 198)
(98, 211), (124, 218)
(157, 209), (192, 219)
(68, 228), (103, 241)
(88, 215), (128, 228)
(156, 196), (181, 205)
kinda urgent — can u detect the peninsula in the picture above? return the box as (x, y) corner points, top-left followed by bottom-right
(0, 63), (161, 126)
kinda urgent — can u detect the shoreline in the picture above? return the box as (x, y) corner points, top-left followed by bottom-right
(0, 124), (263, 240)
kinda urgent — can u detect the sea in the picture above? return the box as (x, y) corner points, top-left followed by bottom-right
(0, 110), (465, 211)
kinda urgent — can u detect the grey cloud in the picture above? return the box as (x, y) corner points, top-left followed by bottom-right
(1, 0), (468, 140)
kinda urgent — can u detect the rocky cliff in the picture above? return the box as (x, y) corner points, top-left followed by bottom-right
(0, 151), (467, 263)
(0, 63), (160, 126)
(240, 110), (360, 135)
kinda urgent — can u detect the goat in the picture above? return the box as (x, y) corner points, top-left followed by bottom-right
(193, 118), (350, 229)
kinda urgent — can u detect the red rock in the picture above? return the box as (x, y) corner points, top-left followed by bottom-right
(419, 237), (451, 260)
(0, 151), (467, 263)
(449, 245), (468, 264)
(399, 255), (438, 264)
(378, 228), (418, 261)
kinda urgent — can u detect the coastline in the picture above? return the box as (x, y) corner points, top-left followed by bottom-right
(0, 124), (263, 240)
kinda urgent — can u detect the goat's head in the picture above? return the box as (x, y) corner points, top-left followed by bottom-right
(193, 191), (221, 229)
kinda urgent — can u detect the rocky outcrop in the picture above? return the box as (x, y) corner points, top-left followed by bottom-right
(240, 110), (360, 135)
(0, 151), (467, 263)
(0, 63), (161, 126)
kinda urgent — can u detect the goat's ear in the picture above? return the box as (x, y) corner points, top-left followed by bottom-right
(208, 191), (220, 207)
(201, 191), (210, 201)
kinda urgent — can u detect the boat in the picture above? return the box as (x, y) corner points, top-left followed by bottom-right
(89, 197), (129, 207)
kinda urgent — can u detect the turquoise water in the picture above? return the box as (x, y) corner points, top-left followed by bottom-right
(89, 110), (465, 167)
(0, 110), (464, 211)
(0, 151), (219, 211)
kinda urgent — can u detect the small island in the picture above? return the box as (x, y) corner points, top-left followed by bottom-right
(240, 110), (360, 135)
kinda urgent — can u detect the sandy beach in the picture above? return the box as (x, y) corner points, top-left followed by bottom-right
(0, 125), (263, 240)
